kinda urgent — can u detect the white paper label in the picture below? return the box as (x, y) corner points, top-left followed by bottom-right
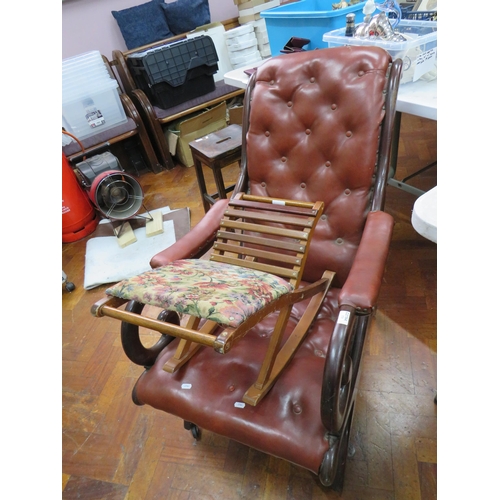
(181, 383), (192, 389)
(413, 48), (437, 82)
(85, 107), (105, 128)
(234, 402), (246, 408)
(338, 310), (350, 325)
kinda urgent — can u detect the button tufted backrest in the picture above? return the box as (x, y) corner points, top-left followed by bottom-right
(243, 46), (393, 286)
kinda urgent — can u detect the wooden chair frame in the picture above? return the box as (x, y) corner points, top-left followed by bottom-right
(92, 193), (335, 405)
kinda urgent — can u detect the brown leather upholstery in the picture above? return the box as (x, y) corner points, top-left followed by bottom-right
(121, 46), (401, 490)
(244, 47), (390, 287)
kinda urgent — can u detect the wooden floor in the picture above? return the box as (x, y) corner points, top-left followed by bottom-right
(62, 113), (437, 500)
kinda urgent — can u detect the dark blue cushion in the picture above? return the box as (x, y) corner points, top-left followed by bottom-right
(112, 0), (174, 50)
(160, 0), (210, 35)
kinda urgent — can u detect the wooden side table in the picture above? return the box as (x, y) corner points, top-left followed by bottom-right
(189, 124), (242, 213)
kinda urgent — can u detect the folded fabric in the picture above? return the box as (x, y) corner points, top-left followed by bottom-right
(160, 0), (210, 35)
(112, 0), (174, 49)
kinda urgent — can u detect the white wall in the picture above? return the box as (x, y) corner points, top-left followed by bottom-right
(62, 0), (240, 60)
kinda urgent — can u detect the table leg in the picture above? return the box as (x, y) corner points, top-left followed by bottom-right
(193, 157), (211, 213)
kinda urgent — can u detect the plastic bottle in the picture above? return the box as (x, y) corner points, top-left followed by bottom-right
(345, 13), (356, 37)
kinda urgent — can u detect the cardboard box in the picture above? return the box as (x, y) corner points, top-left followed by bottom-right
(236, 0), (267, 9)
(165, 102), (227, 167)
(238, 13), (262, 24)
(229, 105), (244, 125)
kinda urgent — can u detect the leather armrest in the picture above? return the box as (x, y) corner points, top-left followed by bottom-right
(338, 210), (394, 311)
(149, 199), (230, 268)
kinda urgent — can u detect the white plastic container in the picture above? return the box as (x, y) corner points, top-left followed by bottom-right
(256, 31), (270, 45)
(62, 50), (127, 140)
(226, 38), (258, 53)
(253, 19), (268, 33)
(62, 79), (127, 140)
(229, 46), (261, 66)
(225, 31), (256, 47)
(224, 24), (254, 40)
(231, 51), (263, 69)
(323, 19), (437, 84)
(259, 44), (271, 58)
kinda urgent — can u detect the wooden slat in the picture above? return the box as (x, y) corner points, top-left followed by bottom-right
(97, 305), (217, 348)
(209, 254), (299, 279)
(223, 208), (315, 227)
(229, 199), (319, 217)
(213, 241), (302, 266)
(219, 219), (310, 240)
(237, 194), (318, 209)
(216, 230), (305, 253)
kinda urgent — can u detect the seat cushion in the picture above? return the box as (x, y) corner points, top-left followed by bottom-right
(106, 259), (293, 328)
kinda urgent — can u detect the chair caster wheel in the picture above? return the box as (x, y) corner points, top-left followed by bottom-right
(184, 421), (201, 440)
(191, 425), (201, 440)
(65, 281), (75, 292)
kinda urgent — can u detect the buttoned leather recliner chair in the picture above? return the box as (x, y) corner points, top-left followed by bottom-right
(92, 45), (402, 491)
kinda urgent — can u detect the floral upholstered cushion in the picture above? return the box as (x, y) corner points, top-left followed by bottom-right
(106, 259), (294, 328)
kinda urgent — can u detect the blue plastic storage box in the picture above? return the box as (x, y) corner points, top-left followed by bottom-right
(261, 0), (367, 56)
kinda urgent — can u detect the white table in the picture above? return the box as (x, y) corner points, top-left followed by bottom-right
(411, 184), (437, 405)
(389, 78), (436, 196)
(411, 185), (437, 243)
(224, 60), (437, 196)
(396, 78), (437, 121)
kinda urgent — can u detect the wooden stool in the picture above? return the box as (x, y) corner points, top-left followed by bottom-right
(189, 124), (242, 213)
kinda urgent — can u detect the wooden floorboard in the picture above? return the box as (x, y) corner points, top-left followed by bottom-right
(62, 113), (437, 499)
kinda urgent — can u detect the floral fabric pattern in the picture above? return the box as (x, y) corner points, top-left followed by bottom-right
(106, 259), (294, 328)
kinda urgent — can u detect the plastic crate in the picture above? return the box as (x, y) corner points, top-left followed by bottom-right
(388, 5), (437, 21)
(404, 10), (437, 21)
(127, 36), (219, 110)
(260, 0), (367, 56)
(323, 19), (437, 84)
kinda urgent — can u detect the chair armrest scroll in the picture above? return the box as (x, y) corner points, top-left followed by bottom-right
(150, 198), (230, 268)
(338, 210), (394, 312)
